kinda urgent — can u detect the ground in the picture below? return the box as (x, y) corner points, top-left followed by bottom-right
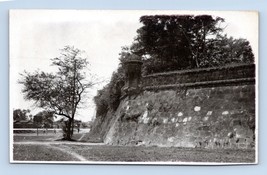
(12, 129), (256, 163)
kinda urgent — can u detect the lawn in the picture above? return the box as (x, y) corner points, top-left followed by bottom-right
(13, 144), (80, 161)
(59, 144), (255, 163)
(12, 132), (255, 163)
(12, 143), (256, 163)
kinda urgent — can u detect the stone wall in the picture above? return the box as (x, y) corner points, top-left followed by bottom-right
(142, 64), (255, 90)
(101, 64), (256, 149)
(105, 85), (255, 149)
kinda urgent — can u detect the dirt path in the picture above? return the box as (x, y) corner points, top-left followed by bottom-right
(48, 144), (87, 161)
(77, 133), (86, 141)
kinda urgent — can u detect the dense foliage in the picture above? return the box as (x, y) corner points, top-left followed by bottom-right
(94, 66), (125, 117)
(13, 109), (31, 121)
(130, 15), (255, 74)
(33, 110), (55, 128)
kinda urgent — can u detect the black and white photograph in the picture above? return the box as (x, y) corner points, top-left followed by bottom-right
(9, 10), (258, 164)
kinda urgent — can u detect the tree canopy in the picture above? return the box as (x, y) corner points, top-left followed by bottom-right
(33, 110), (55, 128)
(128, 15), (255, 74)
(13, 109), (31, 121)
(19, 46), (93, 140)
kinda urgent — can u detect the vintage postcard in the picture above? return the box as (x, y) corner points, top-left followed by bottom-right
(9, 10), (258, 164)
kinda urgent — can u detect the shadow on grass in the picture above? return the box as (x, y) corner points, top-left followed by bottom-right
(55, 138), (77, 142)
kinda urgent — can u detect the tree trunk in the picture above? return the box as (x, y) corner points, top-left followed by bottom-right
(69, 60), (76, 139)
(71, 120), (74, 136)
(66, 118), (73, 140)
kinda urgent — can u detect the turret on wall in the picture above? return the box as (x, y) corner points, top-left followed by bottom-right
(121, 54), (143, 97)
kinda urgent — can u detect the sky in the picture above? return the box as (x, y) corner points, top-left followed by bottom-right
(9, 10), (258, 122)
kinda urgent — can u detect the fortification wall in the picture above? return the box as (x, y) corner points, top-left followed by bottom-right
(105, 85), (255, 149)
(102, 64), (256, 149)
(142, 64), (255, 89)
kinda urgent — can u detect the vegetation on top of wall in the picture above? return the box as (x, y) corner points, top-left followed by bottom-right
(94, 66), (125, 118)
(127, 15), (255, 75)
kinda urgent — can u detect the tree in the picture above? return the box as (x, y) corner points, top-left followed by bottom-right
(202, 35), (255, 67)
(19, 46), (94, 140)
(13, 109), (31, 121)
(34, 110), (54, 128)
(33, 110), (54, 135)
(131, 15), (254, 74)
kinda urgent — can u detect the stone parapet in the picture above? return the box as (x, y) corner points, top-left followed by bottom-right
(142, 64), (255, 88)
